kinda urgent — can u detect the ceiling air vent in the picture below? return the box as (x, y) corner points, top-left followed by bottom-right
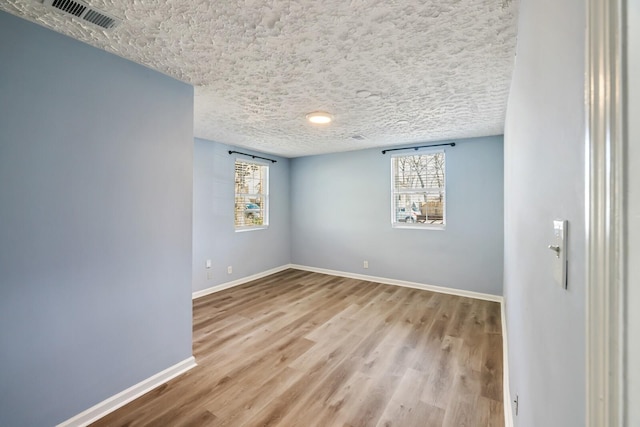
(39, 0), (120, 30)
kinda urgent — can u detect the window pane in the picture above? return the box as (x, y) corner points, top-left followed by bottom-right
(423, 193), (444, 224)
(235, 162), (265, 195)
(393, 153), (445, 191)
(393, 194), (421, 224)
(234, 195), (266, 227)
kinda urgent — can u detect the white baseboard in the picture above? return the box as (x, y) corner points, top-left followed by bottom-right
(192, 264), (291, 299)
(289, 264), (503, 303)
(501, 300), (514, 427)
(194, 263), (503, 303)
(56, 356), (197, 427)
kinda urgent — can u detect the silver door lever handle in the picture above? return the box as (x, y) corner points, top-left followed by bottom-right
(548, 245), (560, 258)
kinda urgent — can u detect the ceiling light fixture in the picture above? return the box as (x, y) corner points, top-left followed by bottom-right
(306, 111), (333, 125)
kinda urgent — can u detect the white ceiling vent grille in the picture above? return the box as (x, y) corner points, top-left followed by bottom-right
(39, 0), (120, 29)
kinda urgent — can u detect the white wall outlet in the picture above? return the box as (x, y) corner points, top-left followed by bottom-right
(207, 271), (213, 280)
(227, 266), (233, 274)
(363, 260), (369, 269)
(205, 259), (212, 269)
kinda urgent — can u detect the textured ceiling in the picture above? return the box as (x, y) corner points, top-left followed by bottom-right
(1, 0), (518, 157)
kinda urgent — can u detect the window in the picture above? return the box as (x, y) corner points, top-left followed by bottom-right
(391, 151), (446, 227)
(234, 160), (268, 230)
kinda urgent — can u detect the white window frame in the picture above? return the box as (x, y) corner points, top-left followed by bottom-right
(390, 149), (446, 230)
(234, 159), (269, 232)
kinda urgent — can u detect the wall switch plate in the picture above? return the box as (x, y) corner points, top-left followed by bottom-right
(363, 260), (369, 269)
(549, 219), (568, 289)
(227, 266), (232, 274)
(205, 259), (212, 269)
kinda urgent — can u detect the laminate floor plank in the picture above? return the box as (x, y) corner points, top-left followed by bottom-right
(375, 368), (441, 427)
(91, 269), (503, 427)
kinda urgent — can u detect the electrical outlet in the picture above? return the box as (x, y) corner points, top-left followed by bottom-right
(207, 271), (213, 280)
(514, 394), (519, 416)
(363, 260), (369, 269)
(227, 266), (233, 274)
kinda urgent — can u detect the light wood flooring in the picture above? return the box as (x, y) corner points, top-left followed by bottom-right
(92, 269), (504, 427)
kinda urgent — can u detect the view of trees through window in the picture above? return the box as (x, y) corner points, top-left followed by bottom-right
(234, 160), (268, 229)
(392, 152), (445, 226)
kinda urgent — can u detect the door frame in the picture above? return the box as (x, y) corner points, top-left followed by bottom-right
(585, 0), (626, 425)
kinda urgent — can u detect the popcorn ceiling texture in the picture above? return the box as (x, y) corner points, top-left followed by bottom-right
(1, 0), (518, 157)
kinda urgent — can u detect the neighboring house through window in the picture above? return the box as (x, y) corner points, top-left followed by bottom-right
(391, 151), (446, 228)
(234, 160), (269, 230)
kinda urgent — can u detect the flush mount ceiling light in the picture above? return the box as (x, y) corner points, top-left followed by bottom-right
(306, 111), (333, 125)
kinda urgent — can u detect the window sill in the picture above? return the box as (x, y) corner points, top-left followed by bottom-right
(235, 226), (269, 233)
(392, 223), (445, 231)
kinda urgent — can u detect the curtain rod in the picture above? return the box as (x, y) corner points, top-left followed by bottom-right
(228, 150), (277, 163)
(381, 142), (455, 155)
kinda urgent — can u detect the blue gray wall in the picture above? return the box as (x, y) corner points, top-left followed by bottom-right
(192, 139), (291, 293)
(503, 0), (586, 425)
(290, 136), (504, 296)
(0, 12), (194, 427)
(626, 0), (639, 423)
